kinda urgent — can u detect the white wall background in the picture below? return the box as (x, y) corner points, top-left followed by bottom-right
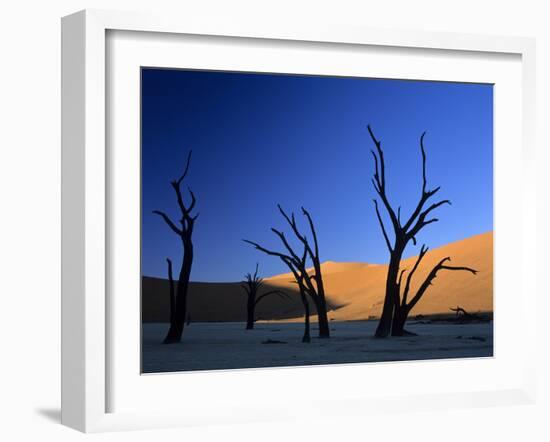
(0, 1), (548, 440)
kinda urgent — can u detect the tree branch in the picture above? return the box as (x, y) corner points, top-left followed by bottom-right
(371, 150), (380, 189)
(270, 228), (301, 267)
(186, 188), (197, 215)
(374, 199), (392, 252)
(439, 265), (478, 274)
(254, 289), (291, 306)
(402, 244), (429, 307)
(397, 268), (407, 291)
(277, 204), (314, 259)
(176, 150), (193, 186)
(301, 207), (320, 259)
(420, 131), (427, 193)
(402, 132), (447, 232)
(242, 239), (294, 263)
(367, 125), (385, 190)
(407, 199), (451, 238)
(158, 150), (197, 239)
(153, 210), (182, 236)
(406, 257), (478, 311)
(421, 199), (451, 220)
(171, 181), (186, 216)
(367, 125), (400, 232)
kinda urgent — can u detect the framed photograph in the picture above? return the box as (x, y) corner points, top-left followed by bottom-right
(61, 9), (537, 432)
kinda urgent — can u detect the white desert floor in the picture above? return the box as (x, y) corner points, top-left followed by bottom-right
(142, 320), (493, 373)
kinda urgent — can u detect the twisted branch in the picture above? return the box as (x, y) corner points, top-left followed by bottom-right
(406, 257), (478, 312)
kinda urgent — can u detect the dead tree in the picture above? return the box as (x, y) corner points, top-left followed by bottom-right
(153, 151), (198, 344)
(367, 126), (477, 337)
(450, 306), (471, 318)
(244, 205), (330, 339)
(450, 306), (486, 323)
(241, 263), (290, 330)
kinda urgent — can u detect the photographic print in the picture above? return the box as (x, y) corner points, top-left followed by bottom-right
(141, 68), (493, 373)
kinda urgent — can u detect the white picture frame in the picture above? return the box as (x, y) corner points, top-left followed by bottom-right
(61, 9), (537, 433)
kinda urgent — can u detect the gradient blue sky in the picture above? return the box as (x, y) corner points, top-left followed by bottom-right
(142, 68), (493, 282)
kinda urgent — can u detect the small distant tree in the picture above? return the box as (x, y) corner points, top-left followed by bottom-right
(367, 126), (478, 337)
(449, 306), (486, 323)
(153, 151), (198, 344)
(244, 204), (330, 339)
(241, 263), (290, 330)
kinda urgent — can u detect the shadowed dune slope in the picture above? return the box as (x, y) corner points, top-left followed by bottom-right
(142, 279), (330, 323)
(142, 232), (492, 323)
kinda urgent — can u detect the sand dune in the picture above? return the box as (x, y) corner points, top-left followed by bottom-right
(142, 231), (492, 323)
(142, 279), (308, 323)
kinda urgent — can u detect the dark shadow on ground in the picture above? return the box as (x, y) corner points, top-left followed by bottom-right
(142, 276), (346, 323)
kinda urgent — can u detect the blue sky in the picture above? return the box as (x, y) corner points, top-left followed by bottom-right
(141, 69), (493, 282)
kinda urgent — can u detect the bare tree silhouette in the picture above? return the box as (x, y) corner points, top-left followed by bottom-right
(449, 306), (487, 323)
(244, 204), (330, 339)
(367, 126), (478, 337)
(241, 263), (290, 330)
(153, 151), (198, 344)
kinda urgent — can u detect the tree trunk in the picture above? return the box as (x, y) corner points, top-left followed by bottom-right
(374, 289), (394, 338)
(301, 290), (311, 343)
(163, 239), (193, 344)
(166, 258), (176, 326)
(375, 250), (403, 338)
(302, 306), (311, 343)
(316, 295), (330, 338)
(246, 296), (255, 330)
(391, 305), (407, 337)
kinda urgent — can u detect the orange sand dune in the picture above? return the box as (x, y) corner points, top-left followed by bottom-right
(142, 232), (492, 323)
